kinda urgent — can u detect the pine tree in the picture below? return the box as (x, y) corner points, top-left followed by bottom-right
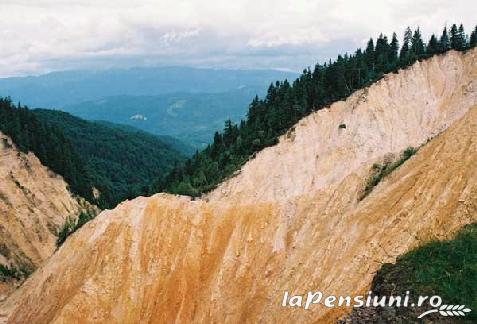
(439, 27), (450, 53)
(389, 32), (399, 68)
(365, 38), (375, 74)
(399, 27), (412, 66)
(410, 28), (425, 61)
(426, 34), (439, 55)
(449, 24), (466, 50)
(470, 26), (477, 48)
(375, 34), (390, 72)
(457, 24), (467, 50)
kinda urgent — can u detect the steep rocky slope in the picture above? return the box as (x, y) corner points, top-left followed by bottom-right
(0, 133), (96, 298)
(1, 49), (476, 323)
(208, 49), (477, 204)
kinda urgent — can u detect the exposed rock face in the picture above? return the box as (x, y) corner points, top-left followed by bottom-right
(0, 133), (96, 298)
(1, 50), (477, 323)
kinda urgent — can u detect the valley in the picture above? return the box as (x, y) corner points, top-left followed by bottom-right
(1, 48), (475, 323)
(0, 20), (476, 323)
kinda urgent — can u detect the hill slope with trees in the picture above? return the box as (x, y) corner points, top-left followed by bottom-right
(33, 109), (185, 207)
(62, 87), (266, 149)
(0, 98), (94, 202)
(0, 99), (185, 208)
(161, 23), (477, 196)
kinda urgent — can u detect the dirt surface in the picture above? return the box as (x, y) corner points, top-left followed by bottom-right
(0, 133), (96, 300)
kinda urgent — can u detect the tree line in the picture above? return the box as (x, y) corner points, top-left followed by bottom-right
(160, 23), (477, 196)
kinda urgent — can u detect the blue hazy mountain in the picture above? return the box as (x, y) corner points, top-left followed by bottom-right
(0, 66), (298, 108)
(0, 66), (297, 148)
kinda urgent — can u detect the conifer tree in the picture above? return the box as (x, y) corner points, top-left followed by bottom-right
(375, 34), (390, 72)
(449, 24), (466, 50)
(470, 26), (477, 48)
(389, 32), (399, 67)
(365, 38), (376, 74)
(160, 23), (473, 197)
(439, 27), (450, 53)
(410, 28), (425, 61)
(457, 24), (467, 50)
(399, 27), (412, 66)
(426, 34), (439, 55)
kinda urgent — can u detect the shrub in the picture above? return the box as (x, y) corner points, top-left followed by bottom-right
(56, 211), (96, 247)
(360, 146), (417, 200)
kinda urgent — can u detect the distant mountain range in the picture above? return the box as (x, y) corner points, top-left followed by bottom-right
(0, 66), (298, 148)
(0, 66), (298, 107)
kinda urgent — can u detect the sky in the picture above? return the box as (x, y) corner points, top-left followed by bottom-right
(0, 0), (476, 77)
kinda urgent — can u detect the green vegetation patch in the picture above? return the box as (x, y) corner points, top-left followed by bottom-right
(0, 263), (32, 282)
(34, 109), (185, 208)
(372, 223), (477, 322)
(360, 146), (417, 200)
(0, 98), (94, 203)
(56, 211), (96, 247)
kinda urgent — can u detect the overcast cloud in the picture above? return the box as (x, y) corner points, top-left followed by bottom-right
(0, 0), (475, 76)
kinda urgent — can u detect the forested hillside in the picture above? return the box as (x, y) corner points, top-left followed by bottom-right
(63, 87), (265, 148)
(162, 24), (477, 196)
(95, 121), (195, 156)
(34, 109), (185, 207)
(0, 98), (94, 202)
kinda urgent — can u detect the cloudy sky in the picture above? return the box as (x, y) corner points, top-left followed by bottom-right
(0, 0), (475, 77)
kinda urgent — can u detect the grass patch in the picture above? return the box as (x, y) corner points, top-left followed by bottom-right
(360, 146), (417, 200)
(56, 211), (96, 247)
(372, 223), (477, 322)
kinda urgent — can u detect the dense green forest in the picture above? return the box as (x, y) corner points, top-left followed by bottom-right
(33, 109), (185, 207)
(0, 98), (94, 201)
(0, 100), (185, 208)
(95, 121), (196, 156)
(161, 23), (477, 196)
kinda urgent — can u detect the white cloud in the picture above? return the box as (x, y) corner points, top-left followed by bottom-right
(0, 0), (476, 76)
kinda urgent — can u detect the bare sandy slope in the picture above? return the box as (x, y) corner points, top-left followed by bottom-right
(2, 49), (477, 323)
(0, 133), (96, 299)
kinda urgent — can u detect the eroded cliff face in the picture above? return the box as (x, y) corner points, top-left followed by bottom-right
(1, 50), (477, 324)
(208, 49), (477, 204)
(0, 133), (96, 298)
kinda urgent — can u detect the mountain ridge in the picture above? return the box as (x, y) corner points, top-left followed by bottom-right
(0, 67), (298, 108)
(2, 48), (476, 323)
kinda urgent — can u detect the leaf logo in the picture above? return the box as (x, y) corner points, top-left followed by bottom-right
(439, 304), (471, 316)
(418, 304), (471, 318)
